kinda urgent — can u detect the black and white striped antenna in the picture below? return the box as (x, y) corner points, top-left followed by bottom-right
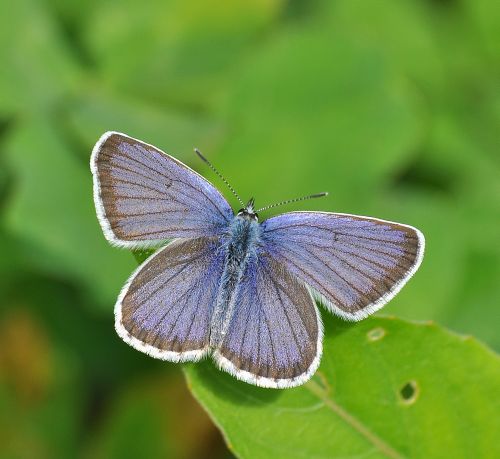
(256, 192), (328, 213)
(194, 148), (245, 207)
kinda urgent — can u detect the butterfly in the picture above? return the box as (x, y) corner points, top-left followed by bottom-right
(91, 132), (425, 389)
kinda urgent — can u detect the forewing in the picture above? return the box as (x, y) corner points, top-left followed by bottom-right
(91, 132), (233, 248)
(214, 255), (321, 388)
(116, 237), (225, 361)
(261, 212), (425, 321)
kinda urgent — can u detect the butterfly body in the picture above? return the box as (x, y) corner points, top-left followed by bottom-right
(91, 131), (425, 388)
(210, 211), (262, 346)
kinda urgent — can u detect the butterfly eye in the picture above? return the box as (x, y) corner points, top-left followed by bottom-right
(254, 213), (259, 221)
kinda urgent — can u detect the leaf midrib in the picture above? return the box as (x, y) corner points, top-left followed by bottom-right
(305, 379), (404, 459)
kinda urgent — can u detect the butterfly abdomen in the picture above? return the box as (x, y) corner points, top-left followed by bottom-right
(209, 215), (262, 346)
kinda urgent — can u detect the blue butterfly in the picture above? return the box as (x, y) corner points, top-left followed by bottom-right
(91, 132), (425, 388)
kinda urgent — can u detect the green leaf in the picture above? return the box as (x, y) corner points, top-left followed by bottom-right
(466, 0), (500, 61)
(213, 25), (422, 210)
(327, 0), (445, 93)
(184, 315), (500, 459)
(65, 88), (225, 164)
(0, 0), (81, 115)
(83, 0), (284, 107)
(3, 119), (135, 308)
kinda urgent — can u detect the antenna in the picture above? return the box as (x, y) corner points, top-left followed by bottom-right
(256, 192), (328, 213)
(194, 148), (244, 206)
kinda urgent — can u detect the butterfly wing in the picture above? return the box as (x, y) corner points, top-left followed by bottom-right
(91, 132), (233, 248)
(261, 212), (425, 321)
(116, 237), (225, 361)
(214, 255), (321, 388)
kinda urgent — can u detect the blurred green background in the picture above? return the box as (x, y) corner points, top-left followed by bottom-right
(0, 0), (498, 457)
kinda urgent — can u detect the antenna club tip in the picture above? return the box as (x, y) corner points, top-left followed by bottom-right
(194, 148), (209, 164)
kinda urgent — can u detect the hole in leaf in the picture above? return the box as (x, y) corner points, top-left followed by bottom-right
(399, 380), (419, 405)
(367, 327), (386, 342)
